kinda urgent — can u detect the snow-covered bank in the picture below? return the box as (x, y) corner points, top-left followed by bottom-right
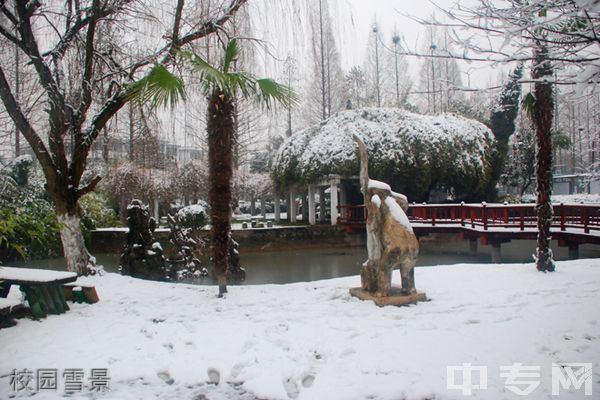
(522, 193), (600, 204)
(1, 261), (599, 399)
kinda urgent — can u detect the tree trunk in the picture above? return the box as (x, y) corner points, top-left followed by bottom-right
(56, 212), (96, 276)
(207, 90), (235, 297)
(532, 42), (555, 272)
(45, 167), (98, 276)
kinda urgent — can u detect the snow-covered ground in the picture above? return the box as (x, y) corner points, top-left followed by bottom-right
(1, 261), (599, 399)
(522, 193), (600, 204)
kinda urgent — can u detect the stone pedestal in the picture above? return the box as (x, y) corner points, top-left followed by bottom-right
(349, 286), (427, 307)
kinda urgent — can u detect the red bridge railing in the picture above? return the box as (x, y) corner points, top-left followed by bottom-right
(337, 203), (600, 233)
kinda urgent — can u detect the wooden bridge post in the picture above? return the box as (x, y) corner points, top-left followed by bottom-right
(482, 202), (488, 230)
(560, 203), (566, 231)
(519, 206), (525, 231)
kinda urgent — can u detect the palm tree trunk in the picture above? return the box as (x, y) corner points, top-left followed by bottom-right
(207, 89), (235, 296)
(532, 42), (555, 272)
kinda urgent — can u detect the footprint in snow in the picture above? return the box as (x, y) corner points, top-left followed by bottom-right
(302, 374), (315, 388)
(157, 370), (174, 385)
(339, 348), (357, 358)
(207, 368), (220, 385)
(140, 328), (154, 339)
(283, 378), (299, 398)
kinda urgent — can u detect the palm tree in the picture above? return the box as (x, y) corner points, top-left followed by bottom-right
(523, 40), (555, 273)
(531, 41), (555, 273)
(128, 39), (296, 296)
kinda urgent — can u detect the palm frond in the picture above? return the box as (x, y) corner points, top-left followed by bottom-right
(222, 38), (240, 74)
(255, 78), (298, 109)
(181, 51), (227, 91)
(180, 43), (297, 109)
(228, 71), (256, 99)
(125, 64), (186, 109)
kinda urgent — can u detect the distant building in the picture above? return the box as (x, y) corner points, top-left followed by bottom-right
(553, 174), (600, 195)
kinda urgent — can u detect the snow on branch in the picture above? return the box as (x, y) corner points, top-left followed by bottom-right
(403, 0), (600, 89)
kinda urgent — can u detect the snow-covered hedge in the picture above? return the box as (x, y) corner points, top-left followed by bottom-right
(176, 203), (208, 229)
(272, 108), (496, 201)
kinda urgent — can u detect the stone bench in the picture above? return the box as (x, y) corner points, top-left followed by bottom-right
(62, 283), (100, 304)
(0, 267), (77, 319)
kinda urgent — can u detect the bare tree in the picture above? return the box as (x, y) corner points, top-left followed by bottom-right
(0, 0), (248, 274)
(345, 66), (367, 109)
(303, 0), (346, 123)
(417, 22), (463, 114)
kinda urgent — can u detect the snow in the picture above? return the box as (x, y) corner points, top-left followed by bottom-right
(371, 194), (381, 208)
(0, 266), (77, 283)
(575, 0), (600, 12)
(368, 179), (391, 191)
(384, 196), (414, 233)
(1, 260), (598, 399)
(522, 193), (600, 204)
(152, 242), (163, 252)
(11, 154), (33, 165)
(391, 191), (407, 203)
(178, 203), (207, 217)
(0, 298), (23, 311)
(551, 194), (600, 204)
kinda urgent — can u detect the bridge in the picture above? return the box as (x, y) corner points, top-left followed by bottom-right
(337, 202), (600, 262)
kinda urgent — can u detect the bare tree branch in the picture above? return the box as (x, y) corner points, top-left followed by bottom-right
(0, 64), (55, 175)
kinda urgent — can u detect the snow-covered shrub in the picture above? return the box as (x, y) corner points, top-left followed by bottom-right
(6, 155), (33, 186)
(0, 192), (62, 261)
(272, 107), (496, 201)
(0, 158), (62, 260)
(176, 203), (208, 229)
(78, 192), (122, 230)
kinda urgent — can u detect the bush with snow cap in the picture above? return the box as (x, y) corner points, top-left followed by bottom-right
(272, 107), (496, 202)
(176, 203), (208, 229)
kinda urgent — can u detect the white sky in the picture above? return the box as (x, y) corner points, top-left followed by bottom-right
(330, 0), (501, 88)
(333, 0), (441, 68)
(249, 0), (503, 90)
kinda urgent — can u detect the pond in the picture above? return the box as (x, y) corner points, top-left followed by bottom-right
(9, 234), (600, 285)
